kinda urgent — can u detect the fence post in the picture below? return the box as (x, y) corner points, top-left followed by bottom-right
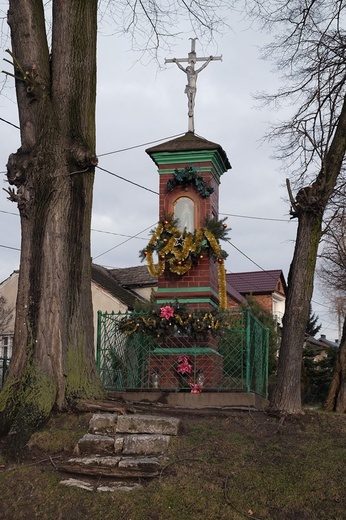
(246, 308), (251, 393)
(265, 326), (269, 399)
(96, 310), (102, 372)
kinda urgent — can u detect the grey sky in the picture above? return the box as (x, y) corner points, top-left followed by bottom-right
(0, 8), (337, 339)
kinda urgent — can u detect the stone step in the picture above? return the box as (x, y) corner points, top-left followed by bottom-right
(76, 432), (171, 457)
(58, 455), (161, 478)
(60, 478), (142, 492)
(116, 414), (180, 436)
(88, 413), (180, 437)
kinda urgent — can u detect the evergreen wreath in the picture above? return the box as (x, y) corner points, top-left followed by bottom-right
(118, 300), (229, 339)
(166, 166), (214, 198)
(139, 215), (230, 309)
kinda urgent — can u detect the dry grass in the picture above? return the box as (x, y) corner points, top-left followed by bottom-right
(0, 408), (346, 519)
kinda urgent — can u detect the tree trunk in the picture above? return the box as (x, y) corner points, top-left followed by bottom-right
(325, 318), (346, 412)
(270, 94), (346, 414)
(270, 212), (322, 414)
(0, 0), (104, 456)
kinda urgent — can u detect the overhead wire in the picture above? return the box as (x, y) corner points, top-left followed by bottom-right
(97, 133), (185, 157)
(92, 223), (155, 260)
(96, 165), (159, 195)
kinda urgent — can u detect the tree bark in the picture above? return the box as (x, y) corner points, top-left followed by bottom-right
(270, 94), (346, 414)
(270, 212), (322, 413)
(325, 318), (346, 412)
(0, 0), (104, 456)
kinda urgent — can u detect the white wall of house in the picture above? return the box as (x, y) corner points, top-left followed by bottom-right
(131, 286), (156, 301)
(91, 282), (129, 351)
(0, 271), (18, 358)
(272, 292), (286, 326)
(0, 273), (131, 357)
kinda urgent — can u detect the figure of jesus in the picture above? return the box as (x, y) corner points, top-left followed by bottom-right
(166, 39), (221, 132)
(173, 56), (214, 118)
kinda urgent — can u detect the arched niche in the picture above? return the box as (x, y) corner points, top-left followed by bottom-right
(174, 196), (195, 233)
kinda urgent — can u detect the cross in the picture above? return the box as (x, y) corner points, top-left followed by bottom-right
(165, 38), (222, 133)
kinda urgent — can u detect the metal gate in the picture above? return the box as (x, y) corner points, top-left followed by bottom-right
(96, 308), (269, 397)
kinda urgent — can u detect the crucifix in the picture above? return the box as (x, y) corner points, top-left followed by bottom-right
(165, 38), (222, 133)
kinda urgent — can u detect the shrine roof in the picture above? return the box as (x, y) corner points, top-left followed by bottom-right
(146, 131), (231, 170)
(226, 270), (287, 295)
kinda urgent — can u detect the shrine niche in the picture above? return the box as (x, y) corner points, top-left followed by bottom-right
(174, 196), (195, 233)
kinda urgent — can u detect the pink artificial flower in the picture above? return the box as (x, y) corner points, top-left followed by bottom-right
(160, 305), (174, 320)
(177, 355), (192, 375)
(189, 383), (203, 394)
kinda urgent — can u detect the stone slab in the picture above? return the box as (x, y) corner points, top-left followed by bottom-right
(88, 413), (117, 435)
(116, 414), (180, 436)
(118, 456), (160, 470)
(68, 456), (121, 467)
(122, 434), (170, 455)
(75, 433), (115, 455)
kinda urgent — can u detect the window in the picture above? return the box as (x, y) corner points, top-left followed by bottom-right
(174, 197), (195, 233)
(0, 336), (13, 358)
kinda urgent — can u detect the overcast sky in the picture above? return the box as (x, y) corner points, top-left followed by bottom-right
(0, 6), (339, 340)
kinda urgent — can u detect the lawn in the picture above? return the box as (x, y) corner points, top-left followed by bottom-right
(0, 405), (345, 520)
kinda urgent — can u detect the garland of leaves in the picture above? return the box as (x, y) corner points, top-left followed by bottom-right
(139, 216), (229, 309)
(166, 166), (214, 198)
(118, 301), (229, 339)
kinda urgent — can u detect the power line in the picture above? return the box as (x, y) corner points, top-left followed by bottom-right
(92, 223), (155, 260)
(96, 165), (159, 195)
(225, 238), (278, 279)
(0, 209), (18, 216)
(0, 117), (19, 130)
(97, 133), (185, 157)
(0, 244), (20, 251)
(220, 212), (293, 223)
(92, 228), (147, 240)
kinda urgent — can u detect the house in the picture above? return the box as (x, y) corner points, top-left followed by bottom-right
(0, 264), (287, 357)
(0, 265), (146, 358)
(226, 270), (287, 325)
(304, 333), (339, 363)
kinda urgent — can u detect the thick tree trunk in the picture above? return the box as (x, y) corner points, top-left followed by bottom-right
(325, 318), (346, 412)
(0, 0), (104, 456)
(270, 95), (346, 414)
(270, 212), (322, 414)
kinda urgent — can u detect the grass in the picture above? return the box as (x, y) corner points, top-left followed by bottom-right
(1, 408), (346, 519)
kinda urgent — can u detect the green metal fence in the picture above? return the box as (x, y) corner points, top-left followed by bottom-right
(97, 308), (269, 397)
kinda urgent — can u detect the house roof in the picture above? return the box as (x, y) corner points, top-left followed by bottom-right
(226, 281), (247, 304)
(91, 264), (142, 309)
(226, 270), (287, 296)
(305, 334), (339, 349)
(109, 265), (157, 288)
(146, 132), (232, 170)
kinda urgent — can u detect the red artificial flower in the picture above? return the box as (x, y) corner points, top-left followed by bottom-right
(160, 305), (174, 320)
(177, 355), (192, 375)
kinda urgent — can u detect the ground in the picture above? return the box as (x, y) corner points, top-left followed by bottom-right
(0, 399), (346, 519)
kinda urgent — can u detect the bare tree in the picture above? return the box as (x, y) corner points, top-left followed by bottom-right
(317, 210), (346, 411)
(0, 0), (228, 456)
(238, 0), (346, 413)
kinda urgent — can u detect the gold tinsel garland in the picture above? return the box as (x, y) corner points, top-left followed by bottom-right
(143, 221), (228, 307)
